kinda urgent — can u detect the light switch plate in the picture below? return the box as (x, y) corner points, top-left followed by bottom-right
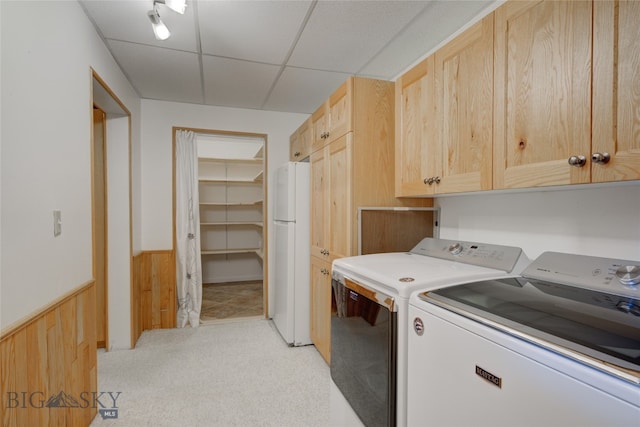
(53, 210), (62, 237)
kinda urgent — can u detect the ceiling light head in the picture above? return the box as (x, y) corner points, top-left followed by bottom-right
(147, 8), (170, 41)
(164, 0), (187, 15)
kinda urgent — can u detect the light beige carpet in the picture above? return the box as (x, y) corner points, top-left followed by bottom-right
(90, 319), (329, 426)
(200, 281), (263, 321)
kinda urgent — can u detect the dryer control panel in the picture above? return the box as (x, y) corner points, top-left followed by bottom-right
(523, 251), (640, 299)
(410, 238), (526, 273)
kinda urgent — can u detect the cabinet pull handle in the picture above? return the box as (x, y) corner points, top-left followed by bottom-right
(591, 152), (610, 164)
(294, 151), (301, 157)
(424, 177), (440, 185)
(568, 155), (586, 167)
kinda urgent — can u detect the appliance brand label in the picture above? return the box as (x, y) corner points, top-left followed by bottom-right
(475, 366), (502, 388)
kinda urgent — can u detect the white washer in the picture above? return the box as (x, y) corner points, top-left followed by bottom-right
(330, 237), (529, 427)
(408, 252), (640, 426)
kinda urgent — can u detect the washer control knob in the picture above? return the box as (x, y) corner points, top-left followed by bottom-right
(448, 243), (463, 255)
(615, 265), (640, 287)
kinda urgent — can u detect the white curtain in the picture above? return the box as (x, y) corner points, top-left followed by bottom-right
(175, 130), (202, 328)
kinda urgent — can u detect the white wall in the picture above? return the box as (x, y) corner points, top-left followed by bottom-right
(140, 99), (308, 316)
(436, 183), (640, 262)
(0, 0), (141, 345)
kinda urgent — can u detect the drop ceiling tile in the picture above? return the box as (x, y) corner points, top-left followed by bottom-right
(202, 56), (281, 110)
(198, 0), (312, 64)
(108, 40), (203, 104)
(263, 67), (351, 114)
(82, 0), (197, 52)
(288, 0), (427, 73)
(360, 0), (495, 79)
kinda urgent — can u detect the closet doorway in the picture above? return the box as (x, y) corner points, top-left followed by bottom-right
(91, 70), (132, 349)
(173, 128), (267, 323)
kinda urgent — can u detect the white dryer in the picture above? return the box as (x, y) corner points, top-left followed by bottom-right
(330, 237), (530, 426)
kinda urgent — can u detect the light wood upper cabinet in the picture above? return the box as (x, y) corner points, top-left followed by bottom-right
(493, 0), (593, 189)
(290, 117), (312, 161)
(311, 102), (328, 152)
(310, 79), (353, 153)
(435, 13), (494, 194)
(395, 15), (493, 196)
(395, 56), (437, 197)
(592, 0), (640, 182)
(395, 0), (639, 195)
(327, 80), (352, 144)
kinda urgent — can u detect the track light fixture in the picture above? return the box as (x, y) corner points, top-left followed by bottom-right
(147, 8), (170, 40)
(163, 0), (187, 15)
(147, 0), (186, 41)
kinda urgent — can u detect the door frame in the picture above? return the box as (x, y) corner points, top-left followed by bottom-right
(92, 106), (108, 349)
(172, 127), (269, 319)
(90, 69), (132, 349)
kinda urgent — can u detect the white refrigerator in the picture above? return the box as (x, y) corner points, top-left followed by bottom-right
(273, 161), (311, 346)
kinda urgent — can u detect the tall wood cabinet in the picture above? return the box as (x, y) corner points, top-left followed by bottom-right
(308, 76), (429, 363)
(395, 14), (494, 196)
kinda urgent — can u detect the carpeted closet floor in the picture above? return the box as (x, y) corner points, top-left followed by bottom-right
(200, 280), (264, 321)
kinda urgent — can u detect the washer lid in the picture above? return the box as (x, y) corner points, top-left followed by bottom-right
(332, 252), (517, 299)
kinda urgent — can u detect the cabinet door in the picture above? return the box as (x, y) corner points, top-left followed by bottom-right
(327, 79), (352, 143)
(435, 14), (493, 194)
(310, 146), (330, 261)
(290, 118), (312, 161)
(289, 128), (300, 161)
(395, 56), (437, 197)
(298, 118), (312, 160)
(328, 134), (352, 260)
(592, 0), (640, 182)
(311, 102), (328, 152)
(310, 256), (331, 364)
(494, 0), (592, 189)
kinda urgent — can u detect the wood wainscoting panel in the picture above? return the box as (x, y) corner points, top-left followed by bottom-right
(0, 281), (97, 427)
(132, 250), (176, 347)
